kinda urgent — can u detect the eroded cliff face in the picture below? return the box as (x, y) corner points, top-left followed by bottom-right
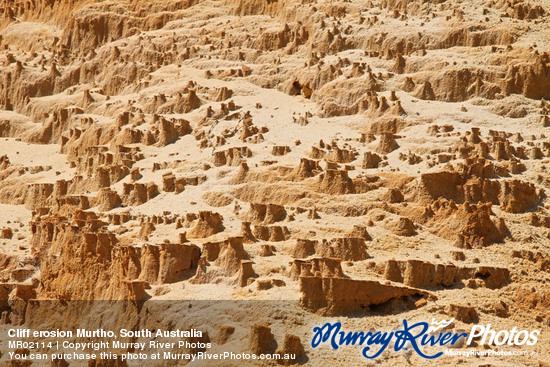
(0, 0), (549, 365)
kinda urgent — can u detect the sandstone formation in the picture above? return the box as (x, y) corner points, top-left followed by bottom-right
(300, 276), (432, 315)
(0, 0), (549, 365)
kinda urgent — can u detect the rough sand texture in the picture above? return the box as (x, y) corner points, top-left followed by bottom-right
(0, 0), (549, 366)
